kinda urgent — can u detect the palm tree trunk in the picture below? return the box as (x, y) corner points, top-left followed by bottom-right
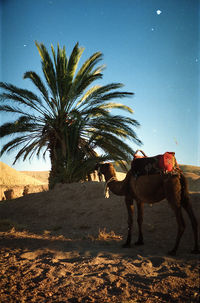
(48, 139), (67, 189)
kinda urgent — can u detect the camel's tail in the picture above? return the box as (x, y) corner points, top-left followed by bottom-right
(180, 172), (190, 206)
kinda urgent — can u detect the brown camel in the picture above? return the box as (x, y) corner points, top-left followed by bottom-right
(96, 162), (199, 255)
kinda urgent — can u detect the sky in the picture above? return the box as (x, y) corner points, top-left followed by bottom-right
(0, 0), (199, 171)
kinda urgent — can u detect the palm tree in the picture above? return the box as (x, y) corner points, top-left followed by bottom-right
(0, 42), (141, 188)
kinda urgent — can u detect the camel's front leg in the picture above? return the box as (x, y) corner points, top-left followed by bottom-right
(135, 201), (144, 245)
(123, 195), (134, 248)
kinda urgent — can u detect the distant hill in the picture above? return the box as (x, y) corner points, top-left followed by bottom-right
(179, 165), (200, 176)
(20, 171), (49, 184)
(0, 162), (46, 186)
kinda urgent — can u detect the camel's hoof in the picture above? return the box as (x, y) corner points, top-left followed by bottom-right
(191, 249), (200, 254)
(168, 250), (176, 256)
(122, 243), (131, 248)
(135, 241), (144, 246)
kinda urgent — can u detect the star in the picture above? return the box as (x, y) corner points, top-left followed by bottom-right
(156, 10), (162, 15)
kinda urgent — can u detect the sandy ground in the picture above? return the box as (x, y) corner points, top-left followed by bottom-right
(0, 162), (199, 302)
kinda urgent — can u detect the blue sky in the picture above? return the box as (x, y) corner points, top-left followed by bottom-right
(0, 0), (199, 170)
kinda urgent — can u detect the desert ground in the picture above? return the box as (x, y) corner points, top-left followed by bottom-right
(0, 161), (199, 302)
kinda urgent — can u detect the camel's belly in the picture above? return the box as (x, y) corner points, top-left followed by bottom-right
(131, 175), (166, 203)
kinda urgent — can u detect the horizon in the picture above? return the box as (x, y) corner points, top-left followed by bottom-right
(0, 160), (199, 173)
(0, 0), (199, 170)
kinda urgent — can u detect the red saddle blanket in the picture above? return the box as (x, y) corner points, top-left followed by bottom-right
(159, 152), (177, 172)
(131, 151), (179, 177)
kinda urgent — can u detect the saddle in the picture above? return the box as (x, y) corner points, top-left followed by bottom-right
(131, 150), (180, 178)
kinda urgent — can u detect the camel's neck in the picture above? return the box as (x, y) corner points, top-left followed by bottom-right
(104, 169), (128, 196)
(107, 179), (126, 196)
(104, 169), (117, 183)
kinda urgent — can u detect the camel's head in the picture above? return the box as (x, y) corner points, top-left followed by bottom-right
(95, 163), (116, 177)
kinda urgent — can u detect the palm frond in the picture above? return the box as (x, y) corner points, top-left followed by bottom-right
(77, 83), (132, 110)
(0, 135), (31, 157)
(52, 43), (68, 107)
(65, 51), (104, 111)
(0, 82), (42, 106)
(35, 41), (57, 99)
(23, 71), (51, 105)
(64, 43), (84, 100)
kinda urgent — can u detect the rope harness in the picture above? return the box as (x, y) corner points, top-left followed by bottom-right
(104, 177), (116, 198)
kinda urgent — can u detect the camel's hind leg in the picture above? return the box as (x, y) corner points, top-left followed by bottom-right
(164, 176), (185, 255)
(182, 201), (199, 253)
(168, 206), (186, 255)
(180, 173), (199, 253)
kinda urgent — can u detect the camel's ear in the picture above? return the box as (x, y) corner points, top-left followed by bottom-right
(104, 163), (112, 168)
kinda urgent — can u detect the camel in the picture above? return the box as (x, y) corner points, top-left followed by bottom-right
(96, 162), (199, 255)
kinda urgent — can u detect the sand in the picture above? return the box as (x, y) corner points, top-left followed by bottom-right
(0, 162), (48, 200)
(0, 162), (199, 302)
